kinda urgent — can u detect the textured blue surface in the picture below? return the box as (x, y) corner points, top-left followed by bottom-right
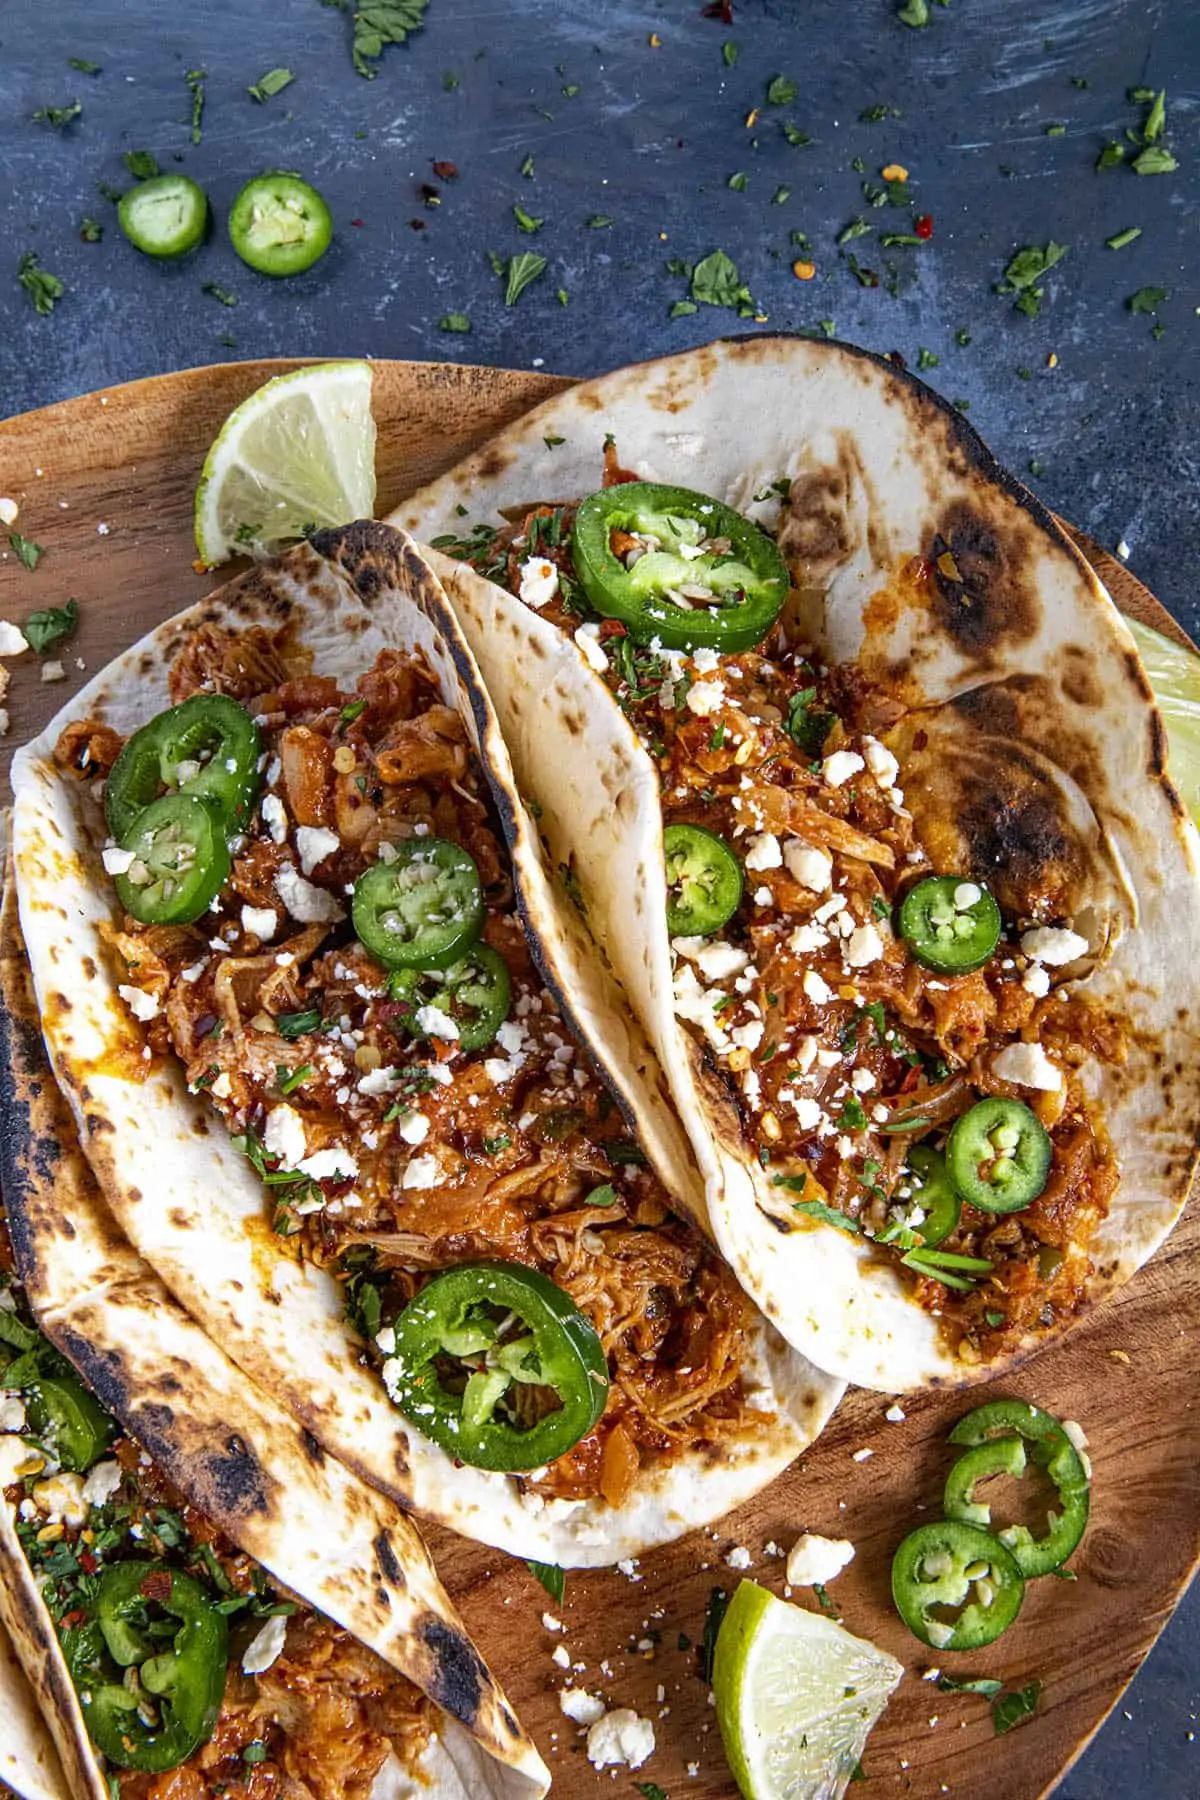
(0, 2), (1197, 1793)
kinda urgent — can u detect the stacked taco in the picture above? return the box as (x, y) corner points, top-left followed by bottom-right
(391, 336), (1200, 1391)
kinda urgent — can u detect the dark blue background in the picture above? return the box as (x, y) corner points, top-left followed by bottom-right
(1, 2), (1197, 1793)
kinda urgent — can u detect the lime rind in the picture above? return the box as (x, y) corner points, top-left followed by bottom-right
(714, 1580), (903, 1800)
(194, 361), (376, 566)
(1126, 617), (1200, 829)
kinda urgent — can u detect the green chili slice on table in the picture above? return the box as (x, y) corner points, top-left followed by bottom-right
(891, 1519), (1025, 1651)
(663, 823), (743, 937)
(22, 1374), (112, 1473)
(73, 1561), (227, 1771)
(228, 172), (332, 276)
(114, 794), (232, 926)
(383, 942), (512, 1052)
(352, 840), (484, 971)
(384, 1261), (609, 1471)
(105, 694), (262, 840)
(904, 1143), (961, 1247)
(897, 876), (1002, 973)
(117, 174), (209, 258)
(946, 1400), (1090, 1577)
(571, 482), (791, 651)
(946, 1098), (1051, 1213)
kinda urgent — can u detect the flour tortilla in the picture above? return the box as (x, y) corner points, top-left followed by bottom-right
(0, 875), (548, 1800)
(0, 1624), (70, 1800)
(10, 522), (841, 1563)
(392, 336), (1200, 1390)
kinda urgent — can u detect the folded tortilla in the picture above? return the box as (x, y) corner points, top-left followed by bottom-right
(0, 875), (548, 1800)
(10, 522), (841, 1564)
(0, 1623), (70, 1800)
(390, 336), (1200, 1391)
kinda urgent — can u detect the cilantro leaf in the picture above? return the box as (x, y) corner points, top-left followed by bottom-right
(331, 0), (431, 78)
(996, 241), (1068, 319)
(67, 58), (102, 74)
(782, 122), (813, 146)
(248, 68), (295, 103)
(79, 216), (103, 242)
(8, 531), (45, 571)
(202, 283), (238, 306)
(992, 1682), (1042, 1735)
(513, 204), (543, 233)
(23, 598), (79, 653)
(123, 149), (161, 179)
(1128, 286), (1169, 314)
(1131, 145), (1177, 175)
(526, 1561), (565, 1604)
(32, 100), (82, 129)
(439, 311), (471, 332)
(793, 1199), (860, 1235)
(937, 1674), (1003, 1697)
(690, 249), (756, 315)
(898, 0), (930, 25)
(504, 251), (547, 306)
(784, 687), (836, 755)
(766, 75), (798, 106)
(16, 253), (64, 317)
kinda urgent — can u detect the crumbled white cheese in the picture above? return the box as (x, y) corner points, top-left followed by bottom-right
(209, 1072), (233, 1101)
(260, 792), (288, 844)
(357, 1066), (400, 1096)
(991, 1042), (1062, 1092)
(587, 1709), (656, 1771)
(0, 1394), (27, 1432)
(783, 838), (833, 893)
(845, 923), (885, 968)
(81, 1460), (123, 1507)
(885, 1403), (906, 1424)
(862, 737), (899, 789)
(0, 499), (17, 527)
(574, 623), (610, 673)
(1022, 964), (1051, 999)
(753, 885), (774, 907)
(402, 1154), (441, 1190)
(822, 750), (865, 788)
(793, 1096), (823, 1131)
(542, 1613), (564, 1633)
(730, 1018), (765, 1052)
(685, 679), (725, 717)
(519, 557), (559, 609)
(263, 1104), (307, 1168)
(1020, 926), (1089, 967)
(242, 1614), (288, 1676)
(416, 1003), (460, 1043)
(395, 1111), (430, 1146)
(32, 1472), (88, 1527)
(118, 983), (160, 1023)
(725, 1545), (752, 1570)
(41, 660), (66, 683)
(552, 1644), (571, 1669)
(0, 622), (29, 657)
(672, 962), (731, 1052)
(786, 1533), (856, 1587)
(744, 832), (783, 872)
(851, 1068), (876, 1093)
(297, 1146), (357, 1182)
(101, 844), (137, 876)
(560, 1689), (606, 1726)
(275, 863), (344, 924)
(694, 941), (749, 982)
(295, 825), (340, 877)
(692, 645), (720, 674)
(240, 904), (278, 941)
(802, 969), (833, 1006)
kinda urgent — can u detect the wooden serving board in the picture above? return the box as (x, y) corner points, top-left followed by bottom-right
(1, 361), (1196, 1800)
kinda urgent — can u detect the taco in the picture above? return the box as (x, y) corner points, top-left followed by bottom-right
(10, 522), (841, 1566)
(0, 1622), (70, 1800)
(389, 336), (1200, 1391)
(0, 878), (548, 1800)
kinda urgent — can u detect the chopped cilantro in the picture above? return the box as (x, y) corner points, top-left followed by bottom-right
(1045, 122), (1066, 137)
(784, 687), (836, 755)
(728, 171), (749, 191)
(1106, 226), (1141, 250)
(996, 241), (1068, 318)
(586, 214), (613, 228)
(504, 252), (547, 306)
(771, 185), (791, 205)
(837, 218), (872, 245)
(955, 326), (972, 345)
(325, 0), (431, 79)
(248, 67), (295, 103)
(482, 1134), (512, 1155)
(557, 286), (569, 306)
(32, 100), (82, 129)
(527, 1561), (565, 1604)
(781, 122), (813, 146)
(186, 67), (206, 143)
(992, 1682), (1042, 1735)
(897, 0), (930, 25)
(520, 153), (535, 178)
(723, 41), (738, 67)
(794, 1199), (859, 1234)
(275, 1007), (322, 1040)
(8, 531), (45, 571)
(1096, 142), (1126, 170)
(16, 253), (64, 316)
(1132, 145), (1177, 175)
(635, 1786), (668, 1800)
(68, 57), (102, 74)
(442, 69), (459, 91)
(202, 283), (238, 306)
(79, 216), (103, 241)
(812, 1582), (837, 1615)
(276, 1063), (313, 1097)
(690, 248), (757, 315)
(1128, 286), (1168, 314)
(586, 1184), (618, 1208)
(859, 104), (901, 122)
(513, 204), (543, 233)
(835, 1097), (868, 1132)
(772, 1172), (808, 1195)
(123, 149), (161, 179)
(985, 1309), (1007, 1328)
(438, 311), (471, 334)
(766, 75), (799, 107)
(243, 1744), (269, 1766)
(670, 299), (698, 318)
(544, 434), (565, 448)
(23, 598), (79, 653)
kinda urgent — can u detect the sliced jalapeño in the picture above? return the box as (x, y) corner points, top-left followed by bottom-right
(891, 1519), (1025, 1651)
(105, 693), (262, 840)
(945, 1400), (1090, 1578)
(664, 823), (743, 938)
(352, 840), (484, 971)
(114, 794), (231, 927)
(946, 1098), (1052, 1214)
(897, 876), (1002, 974)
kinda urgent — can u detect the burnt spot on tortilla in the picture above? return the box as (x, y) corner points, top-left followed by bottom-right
(954, 779), (1083, 921)
(418, 1616), (488, 1724)
(1149, 710), (1169, 779)
(501, 1703), (521, 1739)
(478, 442), (515, 481)
(1058, 644), (1102, 710)
(301, 1429), (325, 1466)
(929, 501), (1041, 663)
(168, 1207), (192, 1231)
(373, 1530), (406, 1590)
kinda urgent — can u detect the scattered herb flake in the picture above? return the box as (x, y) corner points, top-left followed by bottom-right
(635, 1787), (667, 1800)
(439, 311), (471, 332)
(670, 299), (698, 317)
(586, 214), (613, 228)
(938, 1674), (1003, 1697)
(442, 69), (459, 91)
(1131, 145), (1177, 176)
(68, 57), (102, 74)
(520, 153), (535, 178)
(1045, 122), (1066, 137)
(1106, 226), (1142, 250)
(1142, 89), (1167, 143)
(917, 347), (940, 369)
(23, 598), (79, 653)
(812, 1583), (837, 1616)
(1096, 141), (1125, 171)
(690, 248), (756, 314)
(504, 251), (547, 306)
(79, 217), (103, 242)
(8, 531), (45, 571)
(766, 75), (799, 107)
(248, 68), (295, 103)
(837, 218), (872, 245)
(859, 103), (901, 122)
(16, 253), (64, 317)
(728, 171), (749, 191)
(32, 100), (82, 129)
(992, 1683), (1042, 1735)
(527, 1561), (565, 1604)
(997, 240), (1068, 318)
(771, 184), (791, 205)
(782, 122), (813, 146)
(513, 204), (544, 233)
(557, 286), (569, 306)
(794, 1199), (859, 1235)
(1128, 286), (1168, 314)
(186, 68), (206, 143)
(202, 283), (238, 306)
(897, 0), (930, 26)
(123, 149), (161, 179)
(722, 41), (739, 67)
(955, 326), (972, 345)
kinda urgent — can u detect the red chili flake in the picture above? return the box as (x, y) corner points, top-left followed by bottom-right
(914, 214), (934, 240)
(139, 1568), (173, 1603)
(702, 0), (734, 21)
(432, 160), (458, 181)
(597, 619), (628, 641)
(60, 1609), (88, 1630)
(899, 1065), (922, 1093)
(350, 218), (365, 228)
(78, 1551), (99, 1574)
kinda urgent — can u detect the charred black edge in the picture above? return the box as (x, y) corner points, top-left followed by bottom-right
(418, 1614), (490, 1730)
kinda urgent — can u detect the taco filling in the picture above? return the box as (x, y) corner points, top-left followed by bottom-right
(0, 1237), (434, 1798)
(66, 621), (770, 1508)
(433, 457), (1125, 1364)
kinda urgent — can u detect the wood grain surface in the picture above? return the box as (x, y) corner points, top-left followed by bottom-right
(0, 360), (1196, 1800)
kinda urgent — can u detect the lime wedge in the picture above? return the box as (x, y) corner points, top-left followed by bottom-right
(194, 360), (377, 567)
(1126, 617), (1200, 829)
(713, 1580), (903, 1800)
